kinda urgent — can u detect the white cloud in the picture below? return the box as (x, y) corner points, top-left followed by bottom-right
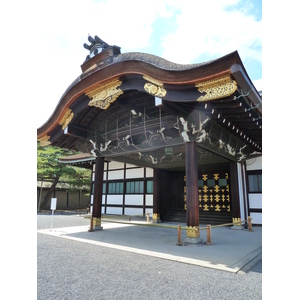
(160, 0), (262, 64)
(253, 78), (262, 92)
(31, 0), (182, 127)
(18, 0), (261, 127)
(30, 0), (164, 127)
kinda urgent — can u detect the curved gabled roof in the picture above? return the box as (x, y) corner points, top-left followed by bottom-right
(37, 45), (261, 169)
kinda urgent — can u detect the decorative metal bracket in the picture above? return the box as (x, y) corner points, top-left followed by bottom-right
(245, 102), (260, 111)
(234, 89), (251, 100)
(38, 135), (51, 146)
(196, 75), (237, 102)
(86, 79), (123, 109)
(59, 109), (74, 130)
(143, 75), (167, 97)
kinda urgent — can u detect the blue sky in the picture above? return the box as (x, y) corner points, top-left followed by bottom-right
(22, 0), (261, 127)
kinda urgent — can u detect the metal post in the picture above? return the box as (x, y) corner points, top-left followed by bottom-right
(147, 212), (149, 223)
(206, 224), (212, 245)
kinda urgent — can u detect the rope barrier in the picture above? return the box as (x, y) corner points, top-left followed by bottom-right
(99, 214), (253, 239)
(98, 214), (255, 246)
(101, 213), (152, 222)
(100, 216), (251, 228)
(210, 218), (252, 229)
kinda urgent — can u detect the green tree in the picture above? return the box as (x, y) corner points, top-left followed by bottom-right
(37, 143), (91, 210)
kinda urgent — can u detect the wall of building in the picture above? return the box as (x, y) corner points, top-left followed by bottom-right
(89, 157), (262, 226)
(246, 156), (262, 225)
(90, 161), (154, 216)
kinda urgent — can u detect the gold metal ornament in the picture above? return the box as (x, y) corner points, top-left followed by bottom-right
(203, 204), (209, 211)
(59, 109), (74, 130)
(196, 75), (237, 102)
(93, 217), (102, 226)
(232, 217), (241, 225)
(186, 226), (200, 238)
(143, 75), (167, 97)
(213, 173), (219, 180)
(86, 79), (123, 109)
(215, 204), (221, 211)
(152, 213), (160, 221)
(38, 135), (51, 146)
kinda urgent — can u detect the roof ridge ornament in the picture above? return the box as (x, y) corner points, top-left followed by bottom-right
(83, 35), (114, 61)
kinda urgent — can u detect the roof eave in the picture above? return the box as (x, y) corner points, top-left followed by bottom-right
(230, 64), (262, 114)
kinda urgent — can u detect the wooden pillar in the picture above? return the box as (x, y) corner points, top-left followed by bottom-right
(92, 157), (104, 230)
(185, 141), (200, 240)
(152, 168), (161, 223)
(229, 161), (242, 228)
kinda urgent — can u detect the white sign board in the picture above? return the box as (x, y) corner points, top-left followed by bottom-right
(50, 198), (57, 210)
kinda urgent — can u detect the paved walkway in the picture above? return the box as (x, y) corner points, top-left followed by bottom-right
(37, 217), (262, 273)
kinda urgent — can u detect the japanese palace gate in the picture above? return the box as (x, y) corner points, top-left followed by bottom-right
(37, 36), (262, 242)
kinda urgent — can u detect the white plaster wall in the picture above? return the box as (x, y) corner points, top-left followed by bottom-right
(126, 163), (139, 168)
(125, 195), (143, 205)
(106, 195), (123, 205)
(250, 212), (262, 225)
(246, 156), (262, 171)
(124, 207), (143, 215)
(145, 208), (153, 215)
(126, 168), (144, 179)
(146, 168), (153, 177)
(90, 195), (94, 205)
(249, 194), (262, 209)
(237, 163), (246, 221)
(106, 207), (123, 215)
(109, 161), (125, 170)
(145, 195), (153, 206)
(108, 169), (124, 180)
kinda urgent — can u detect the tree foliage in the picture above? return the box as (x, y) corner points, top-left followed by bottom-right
(37, 143), (91, 191)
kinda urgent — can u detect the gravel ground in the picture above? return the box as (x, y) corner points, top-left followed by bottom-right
(37, 213), (262, 300)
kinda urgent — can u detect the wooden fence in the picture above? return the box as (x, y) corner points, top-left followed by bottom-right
(37, 187), (90, 210)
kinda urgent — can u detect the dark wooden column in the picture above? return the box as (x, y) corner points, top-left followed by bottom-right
(92, 157), (104, 229)
(229, 161), (242, 227)
(185, 141), (200, 239)
(152, 168), (161, 222)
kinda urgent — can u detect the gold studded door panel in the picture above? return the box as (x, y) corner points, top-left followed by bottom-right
(184, 171), (230, 213)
